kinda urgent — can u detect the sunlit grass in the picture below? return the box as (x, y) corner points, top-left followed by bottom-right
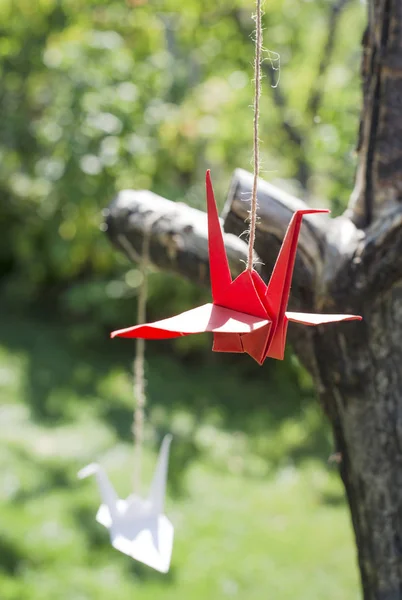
(0, 311), (360, 600)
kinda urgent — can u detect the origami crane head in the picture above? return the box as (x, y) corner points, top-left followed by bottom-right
(111, 171), (361, 364)
(78, 435), (174, 573)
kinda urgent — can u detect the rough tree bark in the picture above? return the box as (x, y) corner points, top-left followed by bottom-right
(105, 1), (402, 598)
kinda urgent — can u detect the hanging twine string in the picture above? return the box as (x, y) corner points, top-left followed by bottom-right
(128, 215), (159, 494)
(132, 237), (148, 495)
(247, 0), (263, 271)
(117, 217), (160, 494)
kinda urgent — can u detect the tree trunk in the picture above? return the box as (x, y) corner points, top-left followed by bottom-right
(105, 1), (402, 597)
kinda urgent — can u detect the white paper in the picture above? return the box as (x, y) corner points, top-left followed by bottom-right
(78, 435), (174, 573)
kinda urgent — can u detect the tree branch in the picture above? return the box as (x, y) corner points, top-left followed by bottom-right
(332, 206), (402, 303)
(105, 173), (333, 305)
(105, 188), (250, 288)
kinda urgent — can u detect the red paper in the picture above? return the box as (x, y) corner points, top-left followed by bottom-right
(111, 171), (362, 364)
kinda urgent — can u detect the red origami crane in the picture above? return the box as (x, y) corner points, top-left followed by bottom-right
(111, 171), (362, 364)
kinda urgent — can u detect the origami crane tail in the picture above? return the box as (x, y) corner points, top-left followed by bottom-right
(205, 170), (232, 304)
(78, 463), (119, 521)
(265, 317), (289, 361)
(213, 332), (244, 353)
(265, 209), (330, 320)
(148, 434), (172, 515)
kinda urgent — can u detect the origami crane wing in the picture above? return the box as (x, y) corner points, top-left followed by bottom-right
(111, 303), (270, 340)
(286, 312), (363, 325)
(148, 434), (172, 515)
(111, 514), (174, 574)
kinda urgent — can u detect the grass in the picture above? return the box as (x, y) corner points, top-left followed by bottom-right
(0, 307), (360, 600)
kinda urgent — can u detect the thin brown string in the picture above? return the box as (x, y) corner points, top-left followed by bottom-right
(247, 0), (263, 271)
(131, 215), (159, 494)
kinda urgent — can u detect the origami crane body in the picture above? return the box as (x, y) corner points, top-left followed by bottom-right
(78, 435), (174, 573)
(111, 171), (361, 364)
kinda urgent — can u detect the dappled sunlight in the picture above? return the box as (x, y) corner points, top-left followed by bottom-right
(0, 308), (359, 598)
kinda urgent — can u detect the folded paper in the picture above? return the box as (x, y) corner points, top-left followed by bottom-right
(78, 435), (174, 573)
(111, 171), (362, 364)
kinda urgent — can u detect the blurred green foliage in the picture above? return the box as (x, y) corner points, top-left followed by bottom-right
(0, 310), (359, 599)
(0, 0), (366, 597)
(0, 0), (365, 330)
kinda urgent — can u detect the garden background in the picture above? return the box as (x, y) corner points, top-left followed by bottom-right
(0, 0), (365, 598)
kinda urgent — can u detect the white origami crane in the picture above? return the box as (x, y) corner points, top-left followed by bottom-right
(78, 434), (174, 573)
